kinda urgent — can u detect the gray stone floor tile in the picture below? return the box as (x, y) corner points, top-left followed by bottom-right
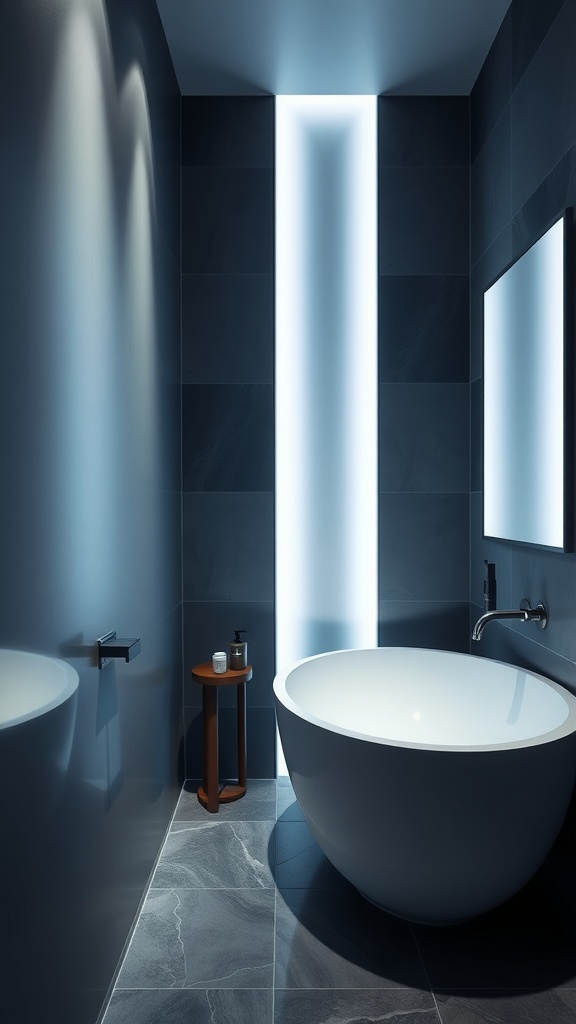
(103, 988), (273, 1024)
(434, 989), (576, 1023)
(274, 821), (349, 889)
(101, 780), (576, 1024)
(175, 778), (277, 821)
(276, 778), (305, 822)
(153, 820), (275, 888)
(275, 887), (430, 990)
(412, 872), (576, 990)
(116, 887), (274, 989)
(275, 988), (440, 1024)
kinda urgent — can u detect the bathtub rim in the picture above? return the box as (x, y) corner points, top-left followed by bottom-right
(0, 648), (79, 730)
(273, 646), (576, 753)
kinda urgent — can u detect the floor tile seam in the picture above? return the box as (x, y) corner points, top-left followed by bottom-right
(408, 923), (442, 1023)
(272, 986), (438, 992)
(146, 885), (277, 891)
(272, 780), (279, 1024)
(272, 886), (278, 1022)
(271, 986), (437, 992)
(112, 985), (275, 991)
(171, 818), (278, 824)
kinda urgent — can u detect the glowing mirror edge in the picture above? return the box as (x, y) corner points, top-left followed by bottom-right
(483, 213), (571, 549)
(275, 96), (378, 772)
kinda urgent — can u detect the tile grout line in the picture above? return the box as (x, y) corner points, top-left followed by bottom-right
(409, 924), (445, 1024)
(272, 777), (278, 1024)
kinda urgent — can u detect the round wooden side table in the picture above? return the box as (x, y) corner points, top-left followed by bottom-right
(191, 662), (253, 813)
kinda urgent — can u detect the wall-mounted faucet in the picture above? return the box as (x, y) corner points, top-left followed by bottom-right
(472, 599), (548, 642)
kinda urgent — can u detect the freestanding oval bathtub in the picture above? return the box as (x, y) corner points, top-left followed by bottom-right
(273, 647), (576, 925)
(0, 649), (79, 820)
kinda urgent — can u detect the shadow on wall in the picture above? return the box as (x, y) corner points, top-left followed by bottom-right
(379, 604), (470, 652)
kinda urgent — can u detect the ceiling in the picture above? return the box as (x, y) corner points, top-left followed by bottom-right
(155, 0), (512, 96)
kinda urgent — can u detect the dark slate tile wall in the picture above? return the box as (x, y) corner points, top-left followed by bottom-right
(470, 0), (576, 679)
(378, 97), (470, 652)
(181, 97), (276, 780)
(0, 1), (182, 1022)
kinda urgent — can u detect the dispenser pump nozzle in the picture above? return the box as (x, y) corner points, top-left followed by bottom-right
(233, 629), (247, 642)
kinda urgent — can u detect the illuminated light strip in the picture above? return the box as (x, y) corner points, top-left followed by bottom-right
(275, 96), (378, 690)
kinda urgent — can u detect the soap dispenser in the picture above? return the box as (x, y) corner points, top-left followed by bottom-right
(229, 630), (247, 670)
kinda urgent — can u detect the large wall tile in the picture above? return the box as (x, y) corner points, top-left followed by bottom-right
(183, 492), (274, 602)
(471, 105), (511, 263)
(379, 96), (469, 167)
(182, 273), (274, 383)
(182, 166), (274, 273)
(471, 6), (511, 160)
(182, 383), (274, 491)
(379, 275), (469, 383)
(470, 377), (482, 493)
(511, 0), (565, 91)
(379, 166), (469, 275)
(379, 493), (469, 602)
(511, 143), (576, 260)
(511, 2), (576, 213)
(379, 384), (469, 493)
(182, 96), (274, 167)
(181, 98), (275, 781)
(379, 601), (470, 652)
(470, 225), (513, 381)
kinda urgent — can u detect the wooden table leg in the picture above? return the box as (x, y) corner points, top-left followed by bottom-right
(198, 685), (219, 813)
(237, 680), (246, 789)
(218, 681), (247, 804)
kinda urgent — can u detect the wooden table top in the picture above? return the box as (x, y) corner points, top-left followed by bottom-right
(191, 662), (253, 686)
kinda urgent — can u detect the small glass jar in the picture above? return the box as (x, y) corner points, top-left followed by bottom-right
(212, 651), (227, 674)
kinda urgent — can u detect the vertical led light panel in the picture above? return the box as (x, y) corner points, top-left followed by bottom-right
(275, 96), (378, 679)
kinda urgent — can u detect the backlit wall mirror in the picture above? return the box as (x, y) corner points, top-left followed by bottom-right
(483, 209), (573, 551)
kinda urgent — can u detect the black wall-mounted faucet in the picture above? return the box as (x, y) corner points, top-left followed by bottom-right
(97, 631), (141, 669)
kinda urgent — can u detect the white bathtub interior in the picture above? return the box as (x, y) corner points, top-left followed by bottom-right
(0, 648), (79, 729)
(282, 647), (573, 748)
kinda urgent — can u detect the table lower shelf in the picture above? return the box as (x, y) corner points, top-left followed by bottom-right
(197, 782), (246, 810)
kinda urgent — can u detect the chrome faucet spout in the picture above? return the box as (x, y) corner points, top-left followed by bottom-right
(472, 600), (548, 642)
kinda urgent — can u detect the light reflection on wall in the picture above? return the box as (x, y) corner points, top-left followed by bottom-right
(121, 62), (158, 457)
(120, 63), (163, 609)
(40, 0), (161, 795)
(43, 0), (118, 620)
(275, 96), (378, 678)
